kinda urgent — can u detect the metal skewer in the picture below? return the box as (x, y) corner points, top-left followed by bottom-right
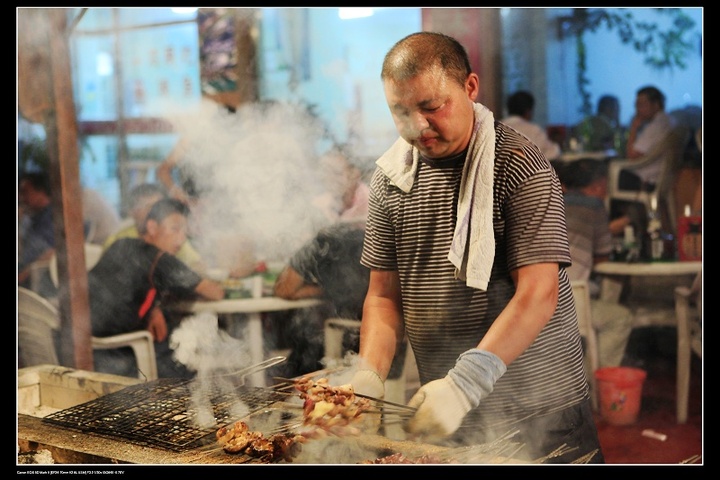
(570, 449), (600, 464)
(354, 392), (417, 413)
(532, 443), (578, 463)
(210, 356), (287, 379)
(679, 454), (702, 464)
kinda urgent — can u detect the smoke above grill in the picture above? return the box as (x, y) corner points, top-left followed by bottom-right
(163, 98), (337, 264)
(170, 312), (252, 375)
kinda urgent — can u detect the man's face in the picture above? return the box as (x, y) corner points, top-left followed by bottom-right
(383, 65), (479, 159)
(147, 212), (188, 255)
(18, 180), (48, 212)
(586, 177), (608, 200)
(634, 93), (660, 122)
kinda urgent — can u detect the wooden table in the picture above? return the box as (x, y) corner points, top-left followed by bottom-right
(169, 296), (325, 387)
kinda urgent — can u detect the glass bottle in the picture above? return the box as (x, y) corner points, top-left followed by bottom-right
(623, 225), (640, 263)
(644, 196), (664, 261)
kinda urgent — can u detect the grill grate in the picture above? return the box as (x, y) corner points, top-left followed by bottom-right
(42, 377), (288, 452)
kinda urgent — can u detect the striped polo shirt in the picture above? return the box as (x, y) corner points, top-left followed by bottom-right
(362, 121), (589, 436)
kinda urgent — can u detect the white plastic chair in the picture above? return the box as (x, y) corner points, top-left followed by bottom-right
(28, 258), (52, 294)
(606, 125), (690, 234)
(49, 243), (104, 286)
(675, 272), (701, 424)
(18, 286), (61, 367)
(90, 331), (158, 381)
(571, 280), (600, 411)
(18, 287), (157, 380)
(23, 242), (160, 381)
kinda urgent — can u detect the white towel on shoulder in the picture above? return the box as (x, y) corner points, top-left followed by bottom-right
(376, 103), (496, 290)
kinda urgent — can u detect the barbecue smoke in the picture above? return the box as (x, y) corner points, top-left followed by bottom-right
(170, 312), (255, 428)
(158, 98), (344, 423)
(164, 98), (335, 265)
(170, 312), (252, 375)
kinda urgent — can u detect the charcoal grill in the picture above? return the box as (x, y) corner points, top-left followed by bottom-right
(19, 364), (542, 464)
(41, 358), (290, 452)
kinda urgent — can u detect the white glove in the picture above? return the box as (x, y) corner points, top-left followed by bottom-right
(350, 369), (385, 399)
(350, 369), (384, 434)
(405, 349), (506, 438)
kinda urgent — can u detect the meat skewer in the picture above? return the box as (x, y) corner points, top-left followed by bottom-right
(292, 376), (373, 437)
(215, 420), (306, 462)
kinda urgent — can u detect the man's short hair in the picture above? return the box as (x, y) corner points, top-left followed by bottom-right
(145, 198), (190, 227)
(557, 158), (608, 189)
(129, 183), (168, 208)
(381, 32), (472, 88)
(597, 95), (619, 115)
(506, 90), (535, 116)
(637, 85), (666, 110)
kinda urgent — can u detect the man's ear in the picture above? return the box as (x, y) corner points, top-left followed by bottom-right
(145, 219), (159, 237)
(466, 73), (480, 102)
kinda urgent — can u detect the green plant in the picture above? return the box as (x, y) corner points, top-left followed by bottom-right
(18, 134), (99, 177)
(560, 8), (698, 116)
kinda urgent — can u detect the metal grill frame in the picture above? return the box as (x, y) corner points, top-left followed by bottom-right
(42, 378), (288, 452)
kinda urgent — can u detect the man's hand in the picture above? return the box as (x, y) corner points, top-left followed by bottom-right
(145, 306), (168, 342)
(350, 369), (385, 434)
(350, 369), (385, 398)
(405, 376), (472, 438)
(404, 349), (506, 439)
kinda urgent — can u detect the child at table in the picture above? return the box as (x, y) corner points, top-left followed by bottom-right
(88, 198), (224, 379)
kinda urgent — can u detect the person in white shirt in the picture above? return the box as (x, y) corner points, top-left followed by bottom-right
(82, 188), (121, 246)
(621, 85), (676, 189)
(501, 90), (562, 161)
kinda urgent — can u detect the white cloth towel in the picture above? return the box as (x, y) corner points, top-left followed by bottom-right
(376, 103), (496, 290)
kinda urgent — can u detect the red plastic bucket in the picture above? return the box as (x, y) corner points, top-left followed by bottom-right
(594, 367), (647, 426)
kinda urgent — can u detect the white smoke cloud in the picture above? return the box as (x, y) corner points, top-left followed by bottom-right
(163, 98), (335, 264)
(170, 312), (252, 374)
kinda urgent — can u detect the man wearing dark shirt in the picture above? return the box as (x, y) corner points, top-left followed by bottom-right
(88, 198), (224, 378)
(271, 222), (372, 377)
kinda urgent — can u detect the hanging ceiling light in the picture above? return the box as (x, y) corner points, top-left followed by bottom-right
(338, 8), (374, 20)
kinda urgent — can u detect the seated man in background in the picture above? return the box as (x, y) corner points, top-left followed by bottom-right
(558, 159), (634, 367)
(611, 85), (676, 225)
(18, 171), (55, 293)
(501, 90), (562, 161)
(19, 138), (120, 248)
(270, 221), (369, 378)
(623, 85), (675, 186)
(270, 221), (406, 379)
(89, 198), (225, 378)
